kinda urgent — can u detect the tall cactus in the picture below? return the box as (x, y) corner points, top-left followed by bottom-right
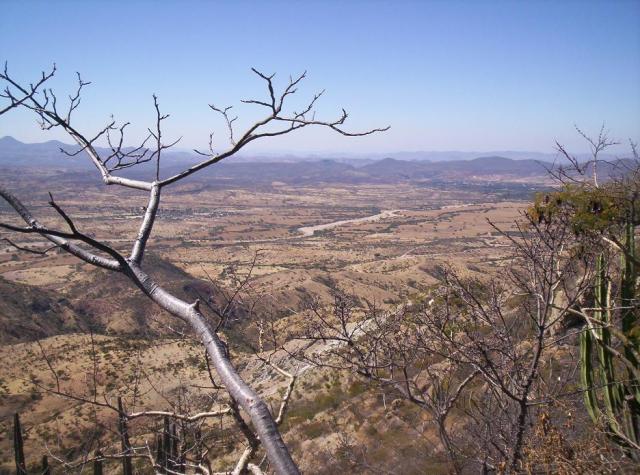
(580, 220), (639, 456)
(117, 396), (133, 475)
(94, 449), (103, 475)
(620, 219), (640, 448)
(13, 413), (26, 475)
(42, 455), (51, 475)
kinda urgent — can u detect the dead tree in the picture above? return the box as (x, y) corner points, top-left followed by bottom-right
(294, 182), (608, 472)
(295, 131), (639, 473)
(0, 63), (387, 474)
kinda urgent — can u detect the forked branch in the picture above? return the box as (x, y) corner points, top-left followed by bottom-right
(0, 64), (389, 475)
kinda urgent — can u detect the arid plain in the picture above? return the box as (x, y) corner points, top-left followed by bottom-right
(0, 162), (548, 472)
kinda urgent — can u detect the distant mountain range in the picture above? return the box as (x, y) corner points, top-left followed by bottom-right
(0, 136), (605, 164)
(0, 135), (199, 170)
(0, 136), (628, 186)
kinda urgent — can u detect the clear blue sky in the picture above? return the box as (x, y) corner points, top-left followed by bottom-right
(1, 0), (639, 155)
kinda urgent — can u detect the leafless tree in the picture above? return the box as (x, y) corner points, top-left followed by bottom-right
(294, 132), (639, 473)
(0, 63), (387, 474)
(295, 206), (592, 472)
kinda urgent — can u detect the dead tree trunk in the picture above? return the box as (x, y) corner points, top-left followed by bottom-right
(0, 64), (387, 474)
(127, 262), (300, 474)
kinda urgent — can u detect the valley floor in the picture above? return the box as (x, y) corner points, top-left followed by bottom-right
(0, 175), (539, 472)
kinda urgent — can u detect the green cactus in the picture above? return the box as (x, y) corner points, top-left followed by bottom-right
(580, 220), (639, 455)
(580, 324), (598, 423)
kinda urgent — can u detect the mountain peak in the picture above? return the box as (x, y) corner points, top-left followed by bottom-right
(0, 136), (24, 145)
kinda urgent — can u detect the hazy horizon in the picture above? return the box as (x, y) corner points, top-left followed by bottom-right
(0, 134), (628, 163)
(1, 0), (639, 155)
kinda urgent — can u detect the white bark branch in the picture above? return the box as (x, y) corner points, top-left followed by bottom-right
(130, 182), (160, 263)
(126, 407), (231, 422)
(0, 187), (122, 271)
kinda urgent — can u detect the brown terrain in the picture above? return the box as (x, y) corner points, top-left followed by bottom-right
(0, 148), (552, 472)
